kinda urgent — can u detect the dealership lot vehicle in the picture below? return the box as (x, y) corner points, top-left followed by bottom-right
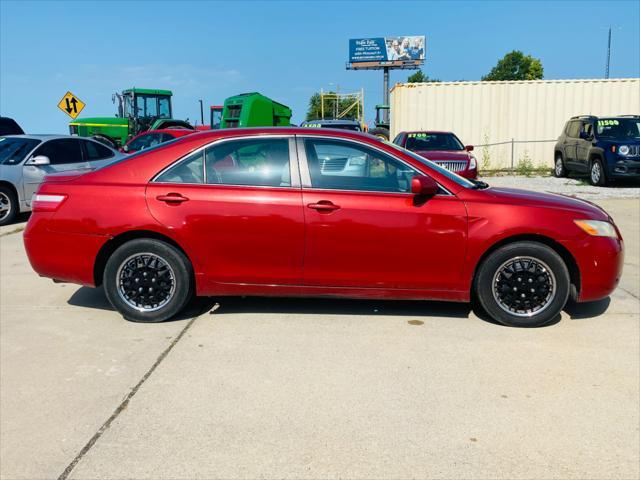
(0, 135), (121, 226)
(24, 128), (624, 327)
(393, 130), (478, 179)
(554, 115), (640, 186)
(121, 128), (195, 153)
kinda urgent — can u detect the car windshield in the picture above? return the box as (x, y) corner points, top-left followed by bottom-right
(596, 118), (640, 139)
(385, 141), (477, 189)
(0, 137), (41, 165)
(405, 132), (464, 151)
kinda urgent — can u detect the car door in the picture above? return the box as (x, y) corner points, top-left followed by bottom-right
(145, 135), (305, 292)
(297, 136), (468, 293)
(22, 138), (88, 201)
(575, 120), (594, 170)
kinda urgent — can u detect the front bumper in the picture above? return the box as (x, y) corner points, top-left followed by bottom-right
(608, 158), (640, 179)
(570, 235), (624, 302)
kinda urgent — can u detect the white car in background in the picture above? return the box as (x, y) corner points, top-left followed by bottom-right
(0, 134), (122, 225)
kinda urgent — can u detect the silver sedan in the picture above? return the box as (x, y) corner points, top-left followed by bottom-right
(0, 134), (123, 225)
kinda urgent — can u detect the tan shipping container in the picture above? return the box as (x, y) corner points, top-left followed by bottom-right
(390, 78), (640, 170)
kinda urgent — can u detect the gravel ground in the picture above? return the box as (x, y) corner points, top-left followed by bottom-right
(482, 175), (640, 200)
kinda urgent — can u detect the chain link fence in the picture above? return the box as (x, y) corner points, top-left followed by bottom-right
(475, 139), (558, 174)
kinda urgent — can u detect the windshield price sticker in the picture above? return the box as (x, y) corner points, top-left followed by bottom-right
(598, 119), (619, 127)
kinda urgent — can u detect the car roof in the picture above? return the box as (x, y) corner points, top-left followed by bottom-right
(302, 119), (360, 125)
(401, 130), (454, 135)
(2, 134), (84, 141)
(136, 129), (194, 135)
(179, 126), (377, 142)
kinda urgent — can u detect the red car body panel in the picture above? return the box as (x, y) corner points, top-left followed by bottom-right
(24, 128), (623, 305)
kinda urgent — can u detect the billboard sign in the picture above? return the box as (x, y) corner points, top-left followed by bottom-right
(348, 36), (425, 69)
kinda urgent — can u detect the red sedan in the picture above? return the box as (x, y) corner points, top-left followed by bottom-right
(24, 128), (623, 328)
(120, 128), (195, 154)
(393, 131), (478, 179)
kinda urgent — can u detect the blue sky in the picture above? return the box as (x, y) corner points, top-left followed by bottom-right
(1, 0), (639, 133)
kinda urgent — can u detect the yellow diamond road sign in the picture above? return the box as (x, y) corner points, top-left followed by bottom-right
(57, 91), (85, 119)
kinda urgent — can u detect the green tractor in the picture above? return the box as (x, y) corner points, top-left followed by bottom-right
(69, 88), (193, 148)
(220, 92), (292, 128)
(369, 104), (390, 140)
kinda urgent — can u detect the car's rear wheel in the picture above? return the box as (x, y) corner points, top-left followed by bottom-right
(103, 238), (193, 322)
(474, 241), (570, 327)
(0, 185), (18, 227)
(554, 154), (567, 177)
(589, 158), (608, 186)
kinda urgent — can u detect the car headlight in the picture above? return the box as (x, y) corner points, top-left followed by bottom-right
(574, 220), (618, 238)
(618, 145), (630, 155)
(469, 155), (477, 169)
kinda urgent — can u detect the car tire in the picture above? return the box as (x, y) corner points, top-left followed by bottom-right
(103, 238), (194, 323)
(589, 158), (608, 186)
(553, 154), (567, 178)
(369, 127), (390, 141)
(0, 185), (18, 227)
(474, 241), (570, 328)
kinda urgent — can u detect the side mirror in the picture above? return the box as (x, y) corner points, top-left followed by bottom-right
(26, 155), (50, 166)
(465, 145), (474, 152)
(411, 175), (439, 196)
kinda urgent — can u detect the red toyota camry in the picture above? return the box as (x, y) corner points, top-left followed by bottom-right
(24, 128), (624, 328)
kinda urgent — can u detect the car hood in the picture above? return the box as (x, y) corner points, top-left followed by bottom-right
(412, 150), (470, 161)
(481, 187), (609, 220)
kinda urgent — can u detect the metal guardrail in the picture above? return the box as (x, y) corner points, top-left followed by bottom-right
(474, 139), (557, 172)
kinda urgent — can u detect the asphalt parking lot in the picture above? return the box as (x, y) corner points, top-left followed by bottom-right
(1, 196), (639, 480)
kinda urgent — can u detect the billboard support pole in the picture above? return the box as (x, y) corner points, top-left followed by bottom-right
(383, 67), (390, 124)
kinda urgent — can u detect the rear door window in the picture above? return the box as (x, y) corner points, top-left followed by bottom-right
(204, 138), (292, 187)
(32, 139), (84, 165)
(83, 140), (115, 161)
(567, 121), (581, 138)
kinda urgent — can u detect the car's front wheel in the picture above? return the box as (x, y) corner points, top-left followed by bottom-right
(103, 238), (194, 322)
(474, 241), (570, 327)
(589, 158), (608, 186)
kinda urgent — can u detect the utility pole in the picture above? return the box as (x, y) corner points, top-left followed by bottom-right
(199, 99), (204, 126)
(605, 26), (612, 79)
(382, 67), (390, 123)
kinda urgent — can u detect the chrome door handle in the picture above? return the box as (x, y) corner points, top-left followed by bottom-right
(307, 201), (340, 212)
(156, 193), (189, 203)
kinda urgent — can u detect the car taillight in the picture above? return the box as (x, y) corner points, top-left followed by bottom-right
(31, 194), (67, 212)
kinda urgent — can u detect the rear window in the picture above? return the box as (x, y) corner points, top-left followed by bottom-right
(0, 137), (41, 165)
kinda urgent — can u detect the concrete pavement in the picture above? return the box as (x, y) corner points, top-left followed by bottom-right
(1, 199), (638, 480)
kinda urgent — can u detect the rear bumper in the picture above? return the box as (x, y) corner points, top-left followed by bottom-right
(572, 235), (624, 302)
(23, 213), (107, 287)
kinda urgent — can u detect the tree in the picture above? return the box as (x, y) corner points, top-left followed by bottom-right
(305, 92), (360, 121)
(407, 70), (440, 83)
(482, 50), (543, 81)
